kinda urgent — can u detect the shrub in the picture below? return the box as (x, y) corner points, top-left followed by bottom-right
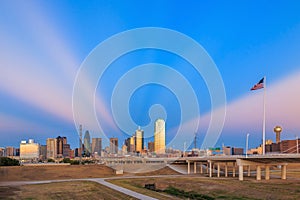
(70, 160), (80, 165)
(163, 186), (214, 200)
(61, 158), (71, 163)
(61, 158), (80, 165)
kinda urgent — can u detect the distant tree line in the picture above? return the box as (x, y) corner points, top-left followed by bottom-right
(0, 157), (20, 166)
(0, 157), (95, 166)
(60, 158), (80, 165)
(59, 158), (95, 165)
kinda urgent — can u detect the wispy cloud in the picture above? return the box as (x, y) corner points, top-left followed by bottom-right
(174, 70), (300, 148)
(220, 70), (300, 133)
(0, 2), (79, 123)
(0, 113), (54, 133)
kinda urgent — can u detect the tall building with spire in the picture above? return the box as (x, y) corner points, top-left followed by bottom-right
(154, 119), (166, 154)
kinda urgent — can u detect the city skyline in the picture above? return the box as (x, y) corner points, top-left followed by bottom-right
(1, 121), (299, 160)
(1, 1), (300, 150)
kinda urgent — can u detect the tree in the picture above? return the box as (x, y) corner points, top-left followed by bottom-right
(61, 158), (71, 163)
(0, 157), (20, 166)
(47, 158), (55, 163)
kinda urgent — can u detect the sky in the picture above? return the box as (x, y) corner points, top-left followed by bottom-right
(1, 0), (300, 151)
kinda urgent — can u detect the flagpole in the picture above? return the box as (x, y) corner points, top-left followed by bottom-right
(262, 76), (266, 155)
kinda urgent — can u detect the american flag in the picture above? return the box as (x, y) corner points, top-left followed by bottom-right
(251, 78), (264, 90)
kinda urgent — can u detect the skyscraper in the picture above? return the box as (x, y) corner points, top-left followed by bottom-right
(5, 146), (14, 157)
(135, 127), (144, 153)
(20, 139), (39, 161)
(109, 138), (118, 154)
(154, 119), (166, 154)
(15, 148), (20, 156)
(148, 141), (154, 153)
(46, 138), (57, 159)
(79, 124), (82, 160)
(122, 144), (128, 155)
(92, 138), (102, 155)
(130, 135), (135, 152)
(84, 131), (91, 156)
(63, 144), (71, 157)
(0, 147), (5, 157)
(56, 136), (67, 158)
(39, 145), (47, 160)
(125, 135), (136, 153)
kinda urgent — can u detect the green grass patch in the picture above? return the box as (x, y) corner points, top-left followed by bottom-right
(163, 186), (214, 200)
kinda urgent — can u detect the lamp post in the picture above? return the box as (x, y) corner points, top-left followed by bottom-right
(246, 133), (250, 158)
(183, 142), (186, 157)
(296, 135), (299, 154)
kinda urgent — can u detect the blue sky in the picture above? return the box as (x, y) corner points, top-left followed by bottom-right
(1, 0), (300, 150)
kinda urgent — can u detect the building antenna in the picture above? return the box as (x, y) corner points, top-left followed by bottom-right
(79, 124), (82, 164)
(194, 132), (197, 149)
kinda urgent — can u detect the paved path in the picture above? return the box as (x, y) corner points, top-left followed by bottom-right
(0, 175), (191, 199)
(88, 178), (157, 200)
(0, 179), (70, 187)
(0, 174), (208, 200)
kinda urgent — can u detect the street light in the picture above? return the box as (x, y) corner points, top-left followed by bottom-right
(183, 142), (186, 157)
(246, 133), (250, 158)
(296, 135), (299, 154)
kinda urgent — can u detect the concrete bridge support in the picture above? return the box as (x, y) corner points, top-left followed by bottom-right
(232, 165), (236, 177)
(239, 165), (243, 181)
(209, 161), (212, 178)
(247, 165), (251, 177)
(281, 165), (287, 180)
(200, 162), (203, 174)
(236, 159), (290, 181)
(182, 156), (297, 181)
(206, 163), (209, 174)
(256, 165), (261, 180)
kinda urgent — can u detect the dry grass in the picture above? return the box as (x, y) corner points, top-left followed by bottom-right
(106, 179), (179, 200)
(1, 164), (300, 199)
(109, 176), (300, 200)
(0, 165), (115, 181)
(129, 166), (180, 176)
(0, 181), (137, 200)
(0, 166), (179, 199)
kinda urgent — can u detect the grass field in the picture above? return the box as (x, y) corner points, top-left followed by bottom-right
(0, 181), (137, 200)
(108, 176), (300, 200)
(0, 165), (179, 199)
(1, 164), (300, 199)
(0, 165), (116, 181)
